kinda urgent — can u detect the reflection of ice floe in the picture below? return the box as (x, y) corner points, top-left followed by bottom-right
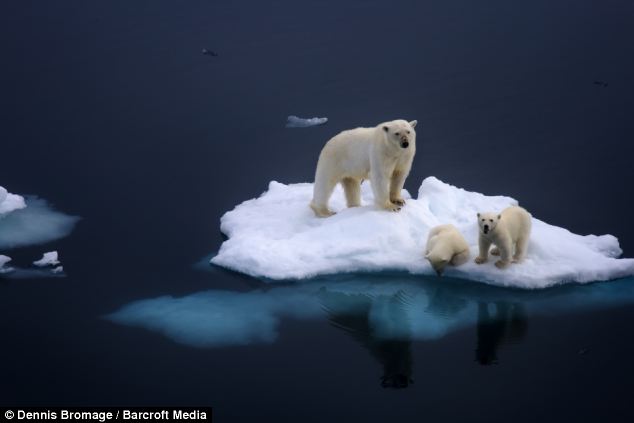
(0, 186), (26, 215)
(0, 196), (79, 250)
(211, 177), (634, 288)
(285, 115), (328, 128)
(107, 275), (634, 351)
(33, 251), (60, 267)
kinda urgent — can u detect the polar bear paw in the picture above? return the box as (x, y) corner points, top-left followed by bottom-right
(310, 203), (336, 218)
(495, 260), (510, 269)
(391, 198), (406, 207)
(474, 256), (488, 264)
(384, 203), (402, 212)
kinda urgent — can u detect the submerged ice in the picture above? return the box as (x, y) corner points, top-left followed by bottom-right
(1, 185), (78, 278)
(0, 195), (79, 250)
(211, 177), (634, 288)
(108, 275), (634, 350)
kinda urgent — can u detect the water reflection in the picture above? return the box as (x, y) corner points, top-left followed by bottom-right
(107, 275), (634, 383)
(319, 289), (414, 388)
(475, 302), (527, 365)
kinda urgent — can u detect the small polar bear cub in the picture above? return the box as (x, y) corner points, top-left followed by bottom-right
(425, 224), (470, 276)
(310, 119), (417, 217)
(474, 206), (532, 269)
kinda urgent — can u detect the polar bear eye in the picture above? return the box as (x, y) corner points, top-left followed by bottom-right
(489, 219), (493, 222)
(395, 132), (400, 136)
(406, 130), (410, 134)
(481, 219), (485, 222)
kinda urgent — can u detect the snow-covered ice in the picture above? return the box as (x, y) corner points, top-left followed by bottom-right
(211, 177), (634, 289)
(285, 115), (328, 128)
(107, 275), (634, 348)
(33, 251), (60, 267)
(0, 186), (26, 215)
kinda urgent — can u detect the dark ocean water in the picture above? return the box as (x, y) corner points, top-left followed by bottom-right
(1, 1), (634, 421)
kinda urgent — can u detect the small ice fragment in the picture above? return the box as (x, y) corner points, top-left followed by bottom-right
(0, 186), (27, 215)
(51, 266), (64, 274)
(0, 254), (13, 273)
(33, 251), (60, 267)
(286, 115), (328, 128)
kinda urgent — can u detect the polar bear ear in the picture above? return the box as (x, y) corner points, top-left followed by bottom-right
(382, 126), (389, 132)
(497, 215), (502, 220)
(409, 120), (418, 128)
(477, 212), (481, 217)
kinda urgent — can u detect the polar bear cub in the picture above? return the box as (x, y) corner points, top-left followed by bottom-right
(425, 224), (470, 276)
(474, 206), (532, 269)
(310, 119), (417, 217)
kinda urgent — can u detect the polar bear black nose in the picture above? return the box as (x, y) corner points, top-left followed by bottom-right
(483, 225), (489, 232)
(401, 141), (409, 148)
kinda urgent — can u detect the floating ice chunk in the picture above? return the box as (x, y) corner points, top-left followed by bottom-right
(107, 275), (634, 349)
(0, 197), (79, 249)
(211, 177), (634, 289)
(0, 186), (27, 215)
(34, 251), (60, 267)
(0, 255), (13, 274)
(285, 115), (328, 128)
(51, 266), (64, 274)
(0, 255), (11, 267)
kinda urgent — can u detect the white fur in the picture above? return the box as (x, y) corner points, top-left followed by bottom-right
(475, 206), (532, 269)
(310, 119), (417, 217)
(425, 224), (470, 275)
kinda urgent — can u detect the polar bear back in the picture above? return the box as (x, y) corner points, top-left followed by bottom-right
(500, 206), (532, 241)
(426, 224), (469, 258)
(318, 127), (377, 179)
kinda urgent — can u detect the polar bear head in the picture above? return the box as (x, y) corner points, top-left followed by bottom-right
(477, 212), (502, 235)
(381, 119), (418, 149)
(426, 252), (449, 276)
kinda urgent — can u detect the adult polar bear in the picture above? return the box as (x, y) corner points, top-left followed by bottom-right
(310, 119), (418, 217)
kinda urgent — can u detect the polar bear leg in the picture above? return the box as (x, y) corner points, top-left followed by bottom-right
(513, 236), (529, 263)
(371, 169), (399, 211)
(475, 237), (491, 264)
(341, 177), (361, 208)
(310, 174), (337, 217)
(389, 170), (407, 206)
(495, 235), (513, 269)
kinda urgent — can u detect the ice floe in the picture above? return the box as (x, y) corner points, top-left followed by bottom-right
(285, 115), (328, 128)
(211, 177), (634, 289)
